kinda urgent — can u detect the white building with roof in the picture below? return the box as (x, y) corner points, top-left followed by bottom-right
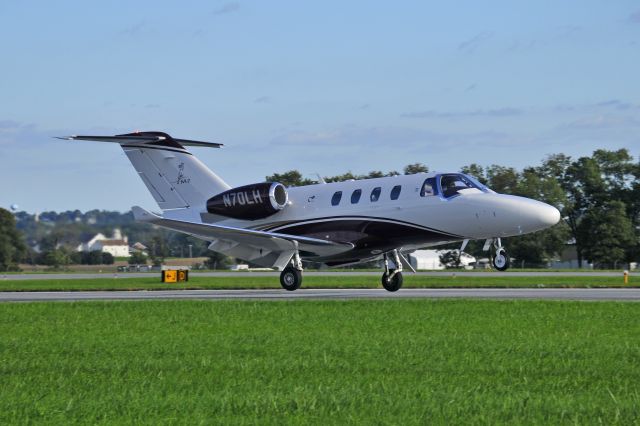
(408, 249), (476, 270)
(76, 229), (130, 257)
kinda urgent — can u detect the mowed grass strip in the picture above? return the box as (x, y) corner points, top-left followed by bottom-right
(0, 274), (634, 291)
(1, 300), (640, 424)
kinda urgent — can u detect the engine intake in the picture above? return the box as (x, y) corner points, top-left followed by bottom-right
(206, 182), (288, 220)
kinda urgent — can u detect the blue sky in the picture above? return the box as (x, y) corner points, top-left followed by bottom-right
(1, 1), (639, 212)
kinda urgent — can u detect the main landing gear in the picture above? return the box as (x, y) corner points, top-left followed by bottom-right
(280, 247), (303, 291)
(491, 238), (510, 271)
(381, 250), (404, 292)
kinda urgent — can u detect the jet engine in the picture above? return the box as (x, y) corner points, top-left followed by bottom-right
(206, 182), (288, 220)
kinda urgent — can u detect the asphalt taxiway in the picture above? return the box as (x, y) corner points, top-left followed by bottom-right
(2, 288), (640, 302)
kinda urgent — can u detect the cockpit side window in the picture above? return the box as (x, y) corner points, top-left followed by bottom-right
(420, 178), (438, 197)
(440, 174), (481, 198)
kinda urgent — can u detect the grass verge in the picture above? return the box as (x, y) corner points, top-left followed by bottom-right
(0, 274), (635, 291)
(1, 299), (639, 424)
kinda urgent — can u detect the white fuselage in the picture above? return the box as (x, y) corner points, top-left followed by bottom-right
(189, 172), (560, 264)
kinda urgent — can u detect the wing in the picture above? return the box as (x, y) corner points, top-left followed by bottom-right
(132, 206), (353, 269)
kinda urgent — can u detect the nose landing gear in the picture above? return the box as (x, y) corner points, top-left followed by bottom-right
(490, 238), (510, 271)
(381, 250), (404, 292)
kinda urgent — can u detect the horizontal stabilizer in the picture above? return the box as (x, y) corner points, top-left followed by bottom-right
(56, 131), (222, 149)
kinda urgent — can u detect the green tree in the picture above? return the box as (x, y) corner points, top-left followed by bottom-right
(460, 164), (487, 185)
(325, 170), (398, 182)
(205, 251), (233, 270)
(148, 235), (169, 266)
(87, 250), (103, 265)
(69, 251), (83, 265)
(101, 252), (115, 265)
(460, 164), (519, 193)
(486, 165), (519, 194)
(266, 170), (314, 187)
(365, 171), (386, 178)
(164, 232), (208, 258)
(0, 208), (26, 271)
(403, 163), (429, 175)
(40, 248), (71, 269)
(592, 149), (636, 201)
(505, 166), (570, 266)
(544, 150), (639, 267)
(128, 251), (148, 265)
(578, 201), (636, 268)
(324, 172), (360, 183)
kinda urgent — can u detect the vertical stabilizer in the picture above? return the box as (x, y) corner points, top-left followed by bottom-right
(58, 131), (231, 212)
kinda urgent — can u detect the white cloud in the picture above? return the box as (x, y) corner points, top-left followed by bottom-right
(401, 107), (523, 119)
(269, 124), (516, 150)
(559, 114), (640, 130)
(213, 2), (240, 16)
(458, 32), (493, 54)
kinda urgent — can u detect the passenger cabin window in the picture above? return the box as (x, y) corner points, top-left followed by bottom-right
(351, 189), (362, 204)
(420, 178), (438, 197)
(331, 191), (342, 206)
(390, 185), (402, 200)
(440, 174), (482, 199)
(370, 187), (381, 202)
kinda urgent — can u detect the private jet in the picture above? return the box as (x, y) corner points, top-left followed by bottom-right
(58, 131), (560, 291)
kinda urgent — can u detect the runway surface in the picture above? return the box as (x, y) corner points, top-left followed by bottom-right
(2, 288), (640, 302)
(3, 271), (636, 281)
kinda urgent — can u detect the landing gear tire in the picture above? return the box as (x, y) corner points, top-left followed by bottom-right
(382, 270), (403, 292)
(280, 267), (302, 291)
(492, 248), (510, 271)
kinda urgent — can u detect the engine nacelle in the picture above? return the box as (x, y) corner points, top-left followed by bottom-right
(206, 182), (288, 220)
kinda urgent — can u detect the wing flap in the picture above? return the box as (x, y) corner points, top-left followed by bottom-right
(132, 206), (354, 265)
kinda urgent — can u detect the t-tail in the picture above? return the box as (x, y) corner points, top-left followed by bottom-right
(57, 131), (230, 217)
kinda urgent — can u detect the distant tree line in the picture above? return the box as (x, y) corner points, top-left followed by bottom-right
(0, 148), (638, 271)
(265, 163), (429, 186)
(9, 209), (215, 270)
(0, 208), (26, 271)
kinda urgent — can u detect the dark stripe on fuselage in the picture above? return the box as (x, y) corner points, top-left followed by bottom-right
(255, 215), (463, 239)
(267, 217), (461, 263)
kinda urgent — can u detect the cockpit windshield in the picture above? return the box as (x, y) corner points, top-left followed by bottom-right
(439, 173), (488, 198)
(464, 174), (493, 193)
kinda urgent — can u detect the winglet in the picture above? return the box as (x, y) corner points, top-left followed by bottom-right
(131, 206), (160, 222)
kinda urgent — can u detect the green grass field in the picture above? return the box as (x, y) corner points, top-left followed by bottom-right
(0, 274), (634, 292)
(1, 300), (640, 424)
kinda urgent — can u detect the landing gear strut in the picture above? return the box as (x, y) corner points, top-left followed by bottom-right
(381, 250), (403, 292)
(491, 238), (510, 271)
(280, 245), (303, 291)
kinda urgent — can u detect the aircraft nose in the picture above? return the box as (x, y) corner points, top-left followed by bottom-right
(537, 202), (561, 228)
(481, 195), (562, 236)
